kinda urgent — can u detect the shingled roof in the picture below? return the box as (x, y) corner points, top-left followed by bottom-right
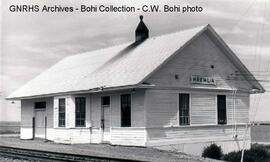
(7, 24), (265, 99)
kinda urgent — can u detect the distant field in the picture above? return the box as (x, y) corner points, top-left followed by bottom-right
(251, 124), (270, 144)
(0, 121), (269, 140)
(0, 121), (20, 134)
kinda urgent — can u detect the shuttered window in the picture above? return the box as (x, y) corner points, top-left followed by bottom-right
(121, 94), (131, 127)
(179, 94), (190, 125)
(217, 95), (227, 124)
(58, 98), (65, 127)
(75, 97), (86, 127)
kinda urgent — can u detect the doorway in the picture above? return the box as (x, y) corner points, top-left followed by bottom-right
(34, 101), (46, 139)
(101, 96), (111, 142)
(34, 109), (46, 138)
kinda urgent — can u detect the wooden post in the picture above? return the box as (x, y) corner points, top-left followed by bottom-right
(241, 123), (249, 162)
(32, 117), (35, 140)
(45, 116), (47, 141)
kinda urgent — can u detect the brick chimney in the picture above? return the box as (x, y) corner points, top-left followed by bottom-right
(135, 15), (149, 42)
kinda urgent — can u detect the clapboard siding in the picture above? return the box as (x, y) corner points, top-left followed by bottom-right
(54, 96), (67, 128)
(21, 98), (53, 139)
(111, 94), (120, 127)
(21, 98), (53, 128)
(20, 128), (32, 139)
(21, 100), (34, 128)
(145, 89), (250, 128)
(131, 90), (145, 127)
(46, 128), (54, 141)
(90, 128), (102, 143)
(46, 99), (54, 129)
(111, 127), (146, 146)
(90, 94), (101, 128)
(146, 125), (249, 146)
(146, 33), (252, 91)
(145, 90), (178, 127)
(235, 95), (249, 123)
(54, 95), (90, 128)
(191, 94), (216, 125)
(53, 128), (98, 144)
(20, 90), (146, 143)
(143, 32), (251, 145)
(70, 128), (91, 143)
(54, 128), (71, 143)
(227, 94), (249, 124)
(90, 90), (145, 128)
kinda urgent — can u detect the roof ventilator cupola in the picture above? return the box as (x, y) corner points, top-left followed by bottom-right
(135, 15), (149, 42)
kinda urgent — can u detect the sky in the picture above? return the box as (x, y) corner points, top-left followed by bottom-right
(0, 0), (270, 121)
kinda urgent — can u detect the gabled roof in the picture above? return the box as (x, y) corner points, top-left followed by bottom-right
(7, 24), (265, 100)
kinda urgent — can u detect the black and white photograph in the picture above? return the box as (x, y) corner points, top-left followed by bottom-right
(1, 0), (270, 161)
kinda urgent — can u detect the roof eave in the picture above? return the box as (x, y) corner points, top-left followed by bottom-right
(205, 25), (265, 93)
(5, 84), (155, 100)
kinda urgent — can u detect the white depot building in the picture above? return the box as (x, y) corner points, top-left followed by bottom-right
(7, 16), (264, 155)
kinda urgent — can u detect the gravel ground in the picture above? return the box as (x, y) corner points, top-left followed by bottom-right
(0, 136), (220, 162)
(0, 156), (32, 162)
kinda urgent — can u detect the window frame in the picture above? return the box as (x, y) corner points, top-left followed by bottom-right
(58, 98), (66, 127)
(217, 95), (227, 125)
(75, 97), (86, 127)
(121, 94), (131, 127)
(179, 93), (190, 126)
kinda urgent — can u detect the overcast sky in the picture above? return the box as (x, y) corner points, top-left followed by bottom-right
(1, 0), (269, 121)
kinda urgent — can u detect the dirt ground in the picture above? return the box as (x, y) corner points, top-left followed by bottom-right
(0, 136), (220, 162)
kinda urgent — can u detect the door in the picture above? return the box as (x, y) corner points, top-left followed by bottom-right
(101, 96), (111, 142)
(34, 109), (46, 138)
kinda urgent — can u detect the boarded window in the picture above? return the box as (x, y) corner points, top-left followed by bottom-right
(179, 94), (190, 125)
(121, 94), (131, 127)
(58, 98), (65, 127)
(217, 95), (227, 124)
(34, 101), (46, 109)
(75, 97), (86, 127)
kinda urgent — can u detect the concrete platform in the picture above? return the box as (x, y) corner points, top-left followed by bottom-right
(0, 136), (220, 162)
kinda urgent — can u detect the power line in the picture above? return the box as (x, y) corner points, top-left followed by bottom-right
(231, 0), (258, 29)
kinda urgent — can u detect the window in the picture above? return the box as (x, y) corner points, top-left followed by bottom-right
(217, 95), (227, 124)
(121, 94), (131, 127)
(102, 96), (110, 107)
(34, 101), (46, 109)
(75, 97), (86, 127)
(179, 94), (190, 125)
(58, 98), (65, 127)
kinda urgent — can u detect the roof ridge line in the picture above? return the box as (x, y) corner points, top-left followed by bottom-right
(66, 24), (209, 59)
